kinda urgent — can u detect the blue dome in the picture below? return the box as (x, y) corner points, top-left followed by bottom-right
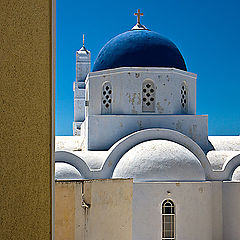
(92, 30), (187, 72)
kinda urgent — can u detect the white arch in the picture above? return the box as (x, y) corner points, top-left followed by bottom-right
(222, 154), (240, 180)
(55, 130), (239, 181)
(100, 128), (213, 179)
(55, 151), (92, 178)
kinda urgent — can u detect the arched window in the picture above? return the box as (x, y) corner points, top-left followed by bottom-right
(101, 81), (112, 114)
(180, 81), (188, 113)
(142, 79), (155, 112)
(162, 199), (175, 240)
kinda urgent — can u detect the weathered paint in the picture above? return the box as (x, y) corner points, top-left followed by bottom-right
(84, 115), (208, 151)
(86, 67), (196, 116)
(55, 179), (133, 240)
(55, 181), (83, 240)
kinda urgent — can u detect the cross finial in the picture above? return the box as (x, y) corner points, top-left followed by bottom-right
(83, 34), (85, 47)
(134, 9), (143, 24)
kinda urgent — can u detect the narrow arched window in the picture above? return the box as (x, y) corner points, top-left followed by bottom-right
(101, 81), (112, 114)
(142, 79), (155, 112)
(180, 81), (188, 113)
(162, 199), (175, 240)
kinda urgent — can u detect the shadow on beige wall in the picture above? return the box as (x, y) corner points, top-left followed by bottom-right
(55, 179), (133, 240)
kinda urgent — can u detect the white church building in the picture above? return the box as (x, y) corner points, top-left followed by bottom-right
(55, 10), (240, 240)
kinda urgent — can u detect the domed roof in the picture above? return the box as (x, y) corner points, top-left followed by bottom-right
(207, 150), (240, 170)
(55, 162), (83, 180)
(112, 140), (205, 182)
(232, 166), (240, 181)
(92, 30), (187, 72)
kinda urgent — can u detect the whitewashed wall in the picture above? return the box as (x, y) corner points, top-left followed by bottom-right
(74, 82), (85, 122)
(73, 83), (85, 135)
(86, 67), (196, 116)
(73, 48), (90, 135)
(83, 67), (209, 150)
(84, 115), (208, 150)
(222, 182), (240, 240)
(76, 50), (91, 82)
(133, 182), (223, 240)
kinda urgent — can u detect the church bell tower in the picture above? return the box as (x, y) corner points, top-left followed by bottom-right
(73, 34), (91, 135)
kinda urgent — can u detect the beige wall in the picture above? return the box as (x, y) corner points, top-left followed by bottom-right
(55, 179), (133, 240)
(0, 1), (53, 239)
(55, 181), (83, 240)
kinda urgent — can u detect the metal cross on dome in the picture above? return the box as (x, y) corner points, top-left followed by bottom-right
(134, 9), (143, 24)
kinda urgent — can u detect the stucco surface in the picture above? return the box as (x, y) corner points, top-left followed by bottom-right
(72, 151), (107, 169)
(208, 136), (240, 151)
(56, 136), (84, 151)
(55, 163), (83, 180)
(84, 115), (208, 151)
(0, 1), (53, 239)
(84, 179), (133, 240)
(207, 150), (240, 170)
(87, 67), (196, 116)
(55, 137), (107, 170)
(222, 182), (240, 240)
(113, 140), (205, 181)
(133, 182), (215, 240)
(56, 129), (215, 180)
(232, 166), (240, 181)
(55, 181), (82, 240)
(55, 179), (133, 240)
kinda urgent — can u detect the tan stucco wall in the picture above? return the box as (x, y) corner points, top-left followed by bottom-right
(55, 181), (83, 240)
(0, 1), (53, 239)
(55, 179), (133, 240)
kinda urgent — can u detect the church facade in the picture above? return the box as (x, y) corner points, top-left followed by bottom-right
(56, 10), (240, 240)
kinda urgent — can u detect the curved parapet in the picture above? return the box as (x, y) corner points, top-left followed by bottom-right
(101, 128), (213, 179)
(222, 154), (240, 180)
(55, 162), (83, 180)
(55, 151), (92, 179)
(207, 151), (240, 170)
(55, 131), (239, 181)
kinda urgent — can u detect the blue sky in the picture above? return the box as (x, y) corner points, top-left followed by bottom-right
(56, 0), (240, 136)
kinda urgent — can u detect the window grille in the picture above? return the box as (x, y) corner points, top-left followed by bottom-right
(142, 79), (155, 112)
(162, 199), (175, 240)
(180, 81), (188, 112)
(101, 82), (112, 114)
